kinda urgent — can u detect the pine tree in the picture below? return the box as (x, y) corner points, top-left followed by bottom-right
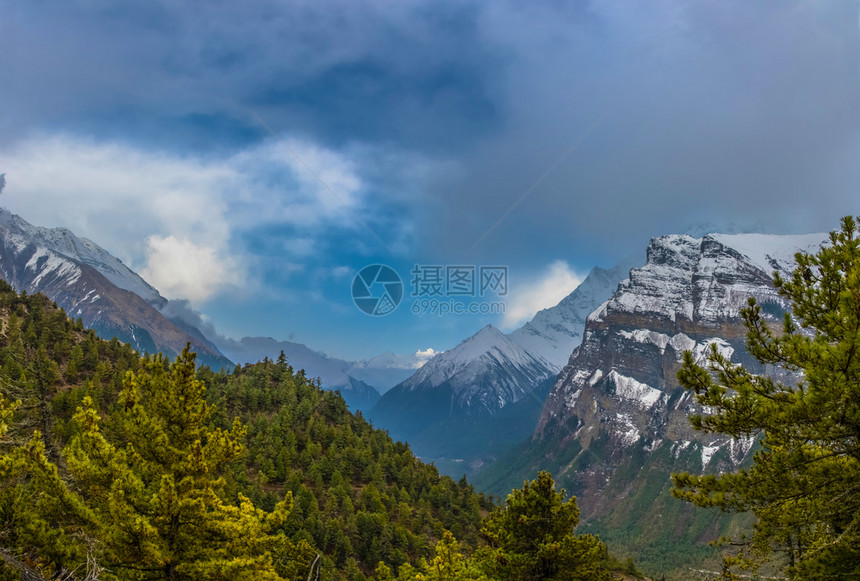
(672, 216), (860, 579)
(420, 531), (488, 581)
(58, 346), (314, 579)
(476, 471), (610, 581)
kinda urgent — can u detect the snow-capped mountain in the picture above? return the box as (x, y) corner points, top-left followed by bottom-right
(393, 325), (552, 402)
(0, 207), (232, 369)
(541, 231), (824, 447)
(475, 231), (827, 566)
(510, 256), (641, 369)
(537, 232), (825, 484)
(0, 209), (165, 306)
(370, 324), (556, 440)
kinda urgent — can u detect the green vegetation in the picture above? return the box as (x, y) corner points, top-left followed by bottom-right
(473, 420), (733, 576)
(673, 216), (860, 579)
(475, 471), (610, 581)
(0, 281), (619, 580)
(370, 471), (613, 581)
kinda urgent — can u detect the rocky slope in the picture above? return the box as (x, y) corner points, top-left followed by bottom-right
(537, 232), (825, 450)
(0, 208), (232, 369)
(475, 231), (827, 572)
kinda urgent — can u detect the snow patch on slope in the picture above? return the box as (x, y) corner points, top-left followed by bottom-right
(701, 442), (721, 468)
(618, 329), (671, 352)
(693, 338), (735, 362)
(26, 249), (82, 287)
(668, 333), (696, 354)
(608, 371), (662, 409)
(709, 233), (826, 275)
(616, 413), (640, 446)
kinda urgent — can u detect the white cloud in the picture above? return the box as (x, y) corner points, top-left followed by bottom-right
(501, 260), (582, 330)
(0, 133), (382, 305)
(141, 235), (241, 303)
(413, 347), (441, 367)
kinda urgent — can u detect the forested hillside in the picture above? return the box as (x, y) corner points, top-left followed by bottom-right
(0, 282), (624, 580)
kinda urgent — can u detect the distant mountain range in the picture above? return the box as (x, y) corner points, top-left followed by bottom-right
(215, 336), (429, 411)
(0, 207), (429, 411)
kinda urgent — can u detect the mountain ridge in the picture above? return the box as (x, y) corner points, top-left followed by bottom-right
(0, 207), (232, 369)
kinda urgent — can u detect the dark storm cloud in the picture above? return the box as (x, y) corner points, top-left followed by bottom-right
(2, 0), (858, 270)
(0, 0), (500, 153)
(428, 0), (860, 264)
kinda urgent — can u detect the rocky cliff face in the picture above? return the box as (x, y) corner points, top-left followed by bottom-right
(538, 233), (824, 456)
(537, 233), (825, 498)
(475, 232), (826, 570)
(0, 208), (232, 369)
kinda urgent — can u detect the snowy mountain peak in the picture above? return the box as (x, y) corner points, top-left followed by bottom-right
(510, 254), (642, 369)
(371, 321), (557, 436)
(589, 232), (828, 327)
(460, 323), (505, 346)
(0, 207), (165, 306)
(391, 322), (542, 392)
(421, 324), (544, 376)
(706, 232), (826, 276)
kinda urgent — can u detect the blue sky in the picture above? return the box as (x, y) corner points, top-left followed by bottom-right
(2, 1), (859, 360)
